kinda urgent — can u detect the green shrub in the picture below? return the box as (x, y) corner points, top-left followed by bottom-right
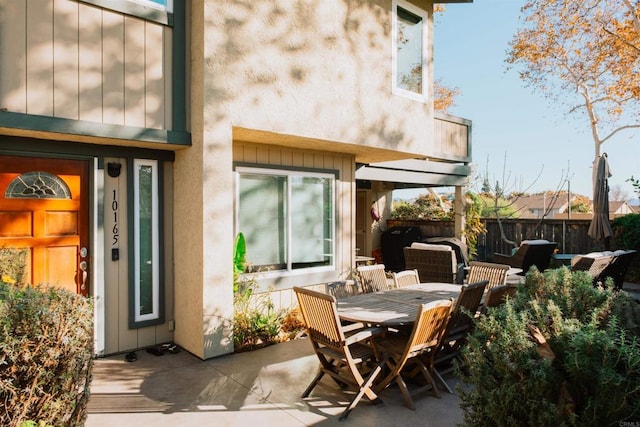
(611, 213), (640, 250)
(0, 247), (27, 287)
(459, 267), (640, 426)
(611, 214), (640, 283)
(0, 283), (94, 427)
(233, 275), (288, 352)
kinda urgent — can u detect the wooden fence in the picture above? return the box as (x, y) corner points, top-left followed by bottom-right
(387, 218), (608, 261)
(477, 219), (607, 261)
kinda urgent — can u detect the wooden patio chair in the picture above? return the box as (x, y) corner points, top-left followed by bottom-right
(391, 269), (420, 288)
(293, 286), (385, 421)
(482, 285), (517, 314)
(326, 280), (361, 300)
(403, 244), (464, 284)
(465, 261), (510, 293)
(433, 280), (488, 394)
(373, 299), (453, 410)
(356, 264), (391, 293)
(492, 239), (558, 275)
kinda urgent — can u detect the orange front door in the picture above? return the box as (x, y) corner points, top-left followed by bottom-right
(0, 156), (89, 296)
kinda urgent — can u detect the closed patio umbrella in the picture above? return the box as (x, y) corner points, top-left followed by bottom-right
(588, 153), (612, 249)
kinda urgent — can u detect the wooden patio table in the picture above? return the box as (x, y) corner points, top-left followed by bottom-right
(336, 283), (462, 327)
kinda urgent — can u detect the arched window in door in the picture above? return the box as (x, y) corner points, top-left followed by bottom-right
(5, 171), (71, 199)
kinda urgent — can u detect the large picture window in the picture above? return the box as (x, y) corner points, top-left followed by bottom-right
(133, 159), (160, 323)
(392, 0), (428, 102)
(236, 168), (335, 273)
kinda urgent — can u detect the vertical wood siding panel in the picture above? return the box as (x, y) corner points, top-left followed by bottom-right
(145, 23), (164, 129)
(124, 16), (145, 127)
(103, 156), (120, 353)
(281, 150), (293, 167)
(268, 148), (281, 166)
(243, 144), (257, 163)
(255, 146), (269, 164)
(0, 1), (27, 112)
(26, 0), (54, 116)
(303, 152), (314, 169)
(78, 4), (103, 123)
(232, 143), (241, 163)
(53, 0), (79, 119)
(291, 151), (303, 167)
(102, 11), (125, 125)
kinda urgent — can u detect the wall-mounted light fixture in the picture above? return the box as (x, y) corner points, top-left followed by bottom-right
(107, 162), (122, 178)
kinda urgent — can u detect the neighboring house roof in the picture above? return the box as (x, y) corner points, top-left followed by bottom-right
(508, 193), (632, 220)
(510, 193), (574, 219)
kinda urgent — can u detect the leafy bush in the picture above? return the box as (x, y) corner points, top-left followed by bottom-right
(459, 267), (640, 426)
(611, 213), (640, 283)
(611, 214), (640, 250)
(0, 283), (94, 427)
(391, 193), (452, 220)
(233, 274), (288, 352)
(0, 247), (27, 287)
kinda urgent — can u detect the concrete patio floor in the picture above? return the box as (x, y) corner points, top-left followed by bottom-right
(86, 283), (640, 427)
(86, 337), (465, 427)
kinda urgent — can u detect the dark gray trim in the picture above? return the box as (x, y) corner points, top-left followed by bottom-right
(78, 0), (173, 26)
(233, 162), (340, 178)
(0, 136), (176, 162)
(128, 159), (166, 329)
(0, 111), (190, 147)
(172, 0), (187, 132)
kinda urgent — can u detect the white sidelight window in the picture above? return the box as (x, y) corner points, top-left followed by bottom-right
(236, 167), (335, 273)
(392, 0), (428, 102)
(133, 159), (160, 323)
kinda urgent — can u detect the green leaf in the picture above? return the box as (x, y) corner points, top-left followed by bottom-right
(233, 233), (246, 275)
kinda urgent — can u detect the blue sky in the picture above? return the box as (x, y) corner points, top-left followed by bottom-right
(428, 0), (640, 200)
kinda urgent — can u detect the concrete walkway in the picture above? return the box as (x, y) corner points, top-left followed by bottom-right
(86, 337), (465, 427)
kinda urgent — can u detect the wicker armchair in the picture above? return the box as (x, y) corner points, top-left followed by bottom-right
(403, 244), (464, 284)
(493, 240), (558, 275)
(570, 253), (615, 287)
(597, 250), (637, 290)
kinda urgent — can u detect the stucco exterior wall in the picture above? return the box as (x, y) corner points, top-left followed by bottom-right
(176, 0), (439, 359)
(203, 0), (435, 162)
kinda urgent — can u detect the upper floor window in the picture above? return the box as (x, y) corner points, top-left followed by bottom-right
(236, 167), (335, 274)
(80, 0), (173, 25)
(393, 0), (428, 102)
(131, 0), (172, 12)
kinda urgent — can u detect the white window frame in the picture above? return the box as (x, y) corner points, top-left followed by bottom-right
(133, 159), (160, 323)
(79, 1), (172, 26)
(392, 0), (428, 103)
(129, 0), (173, 12)
(235, 166), (336, 275)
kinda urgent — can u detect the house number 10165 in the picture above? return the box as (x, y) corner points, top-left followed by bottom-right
(112, 189), (119, 245)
